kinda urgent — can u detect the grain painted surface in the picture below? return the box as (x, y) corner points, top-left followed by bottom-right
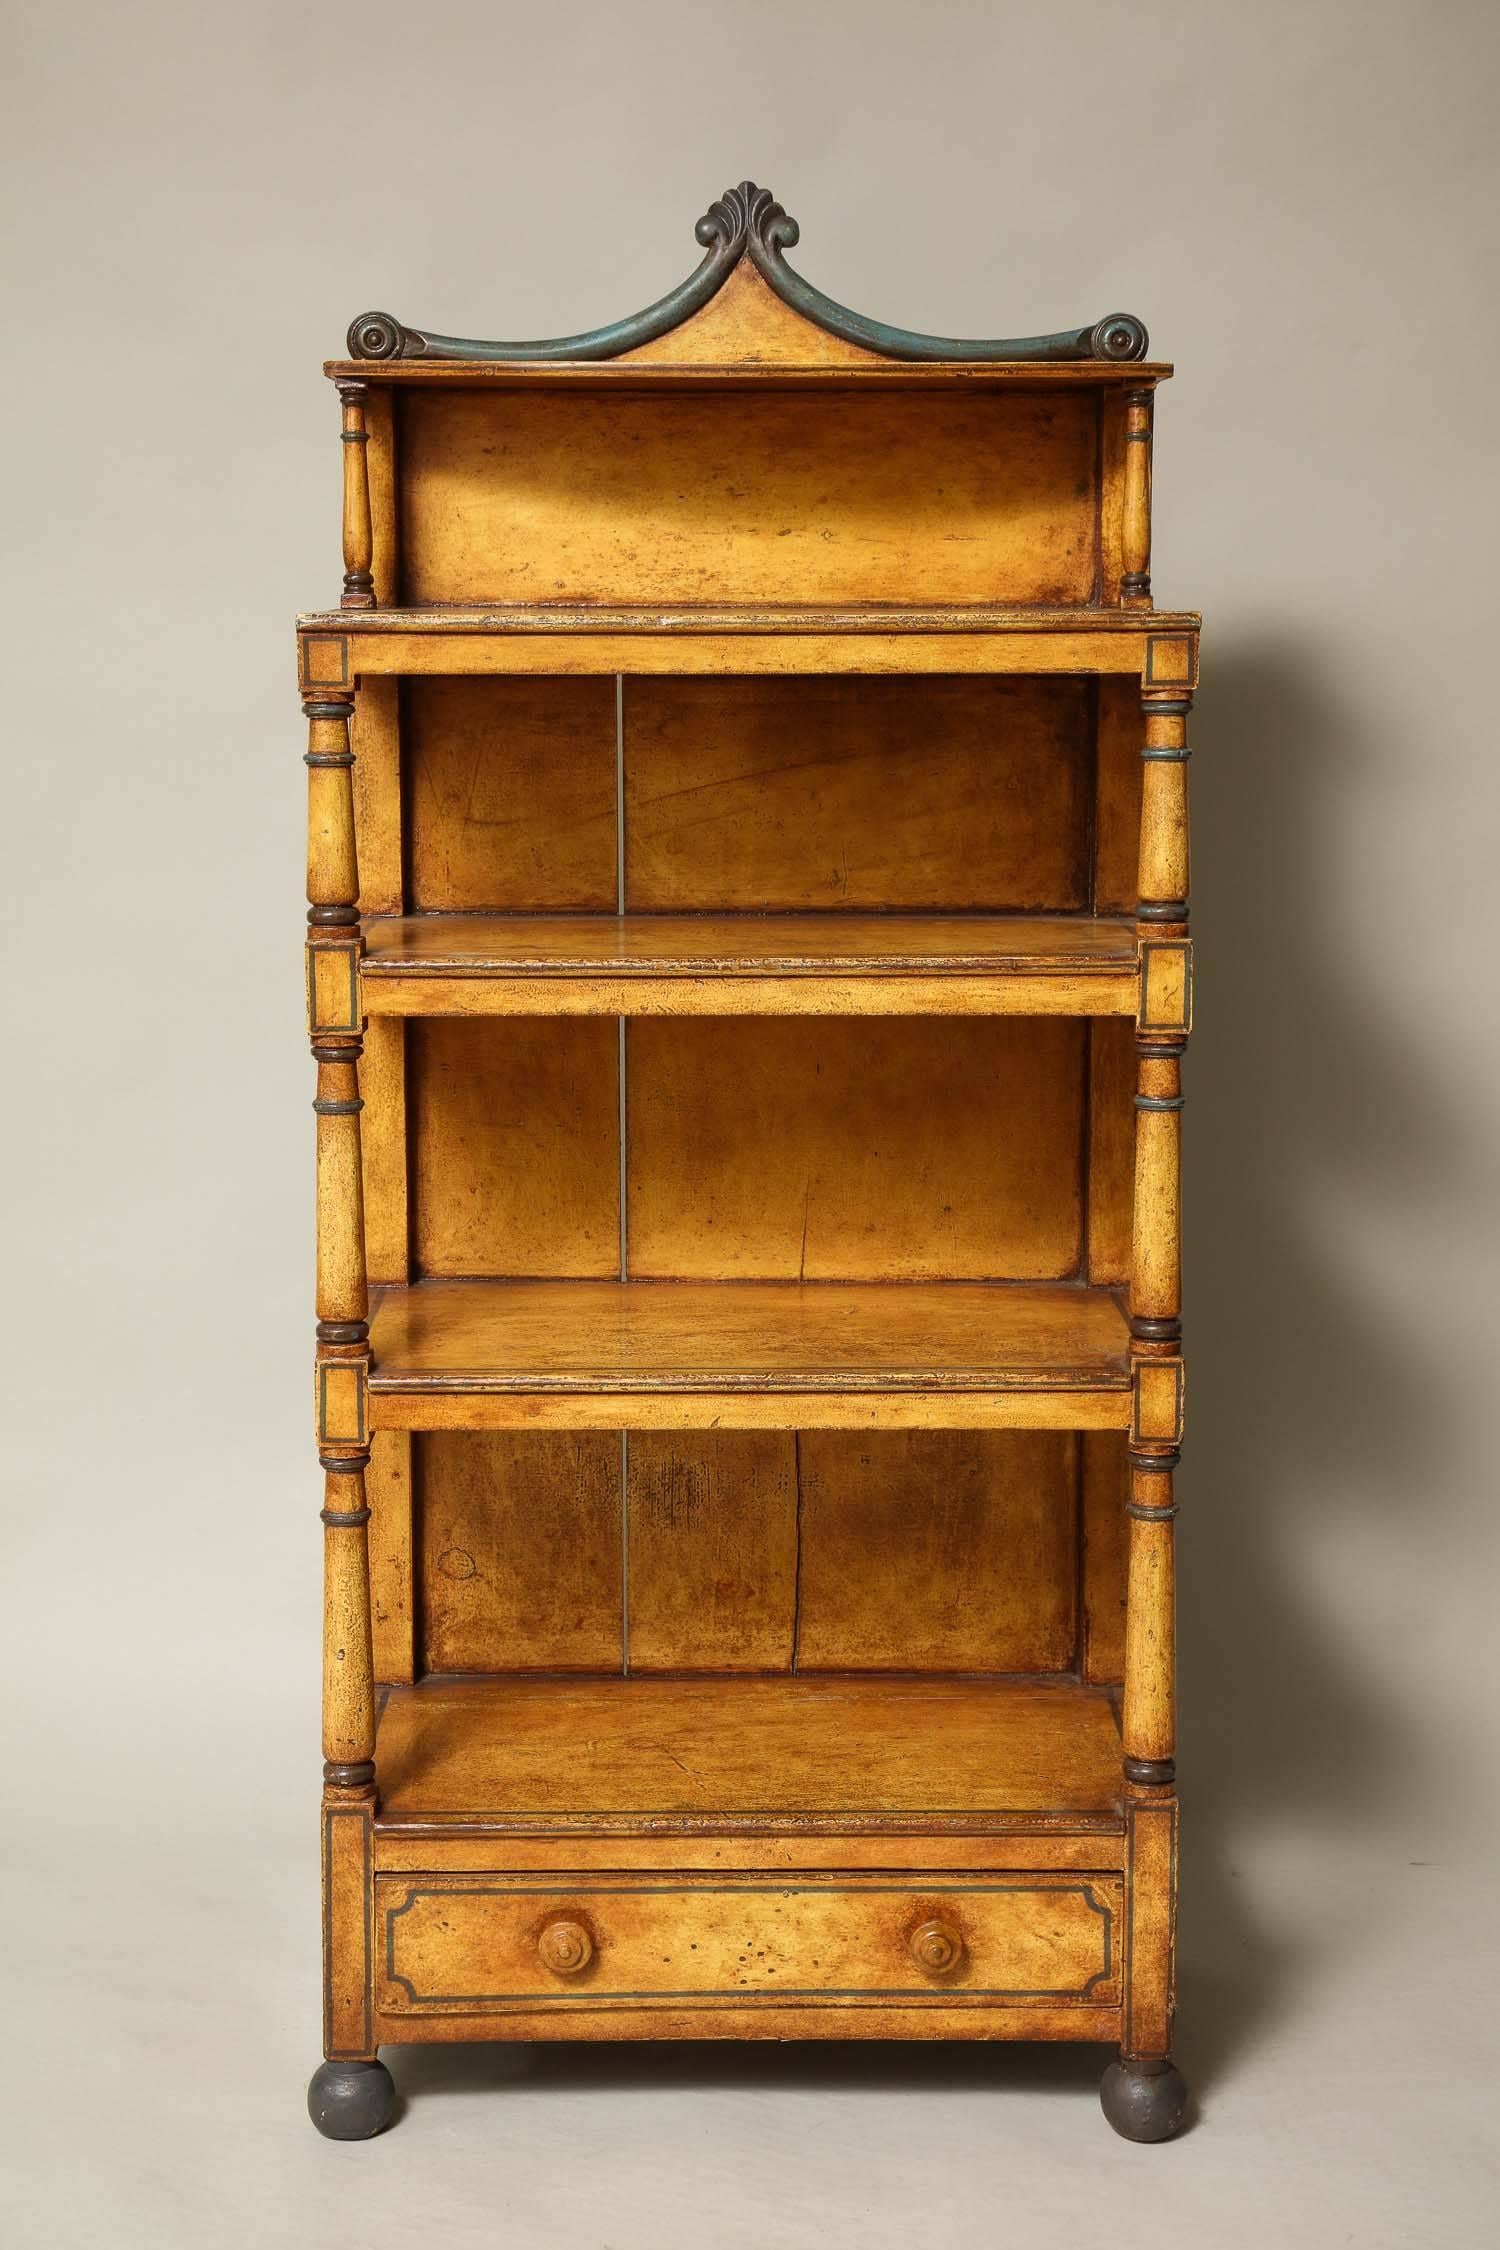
(624, 677), (1092, 909)
(366, 1278), (1133, 1393)
(408, 1019), (619, 1277)
(626, 1018), (1087, 1281)
(795, 1432), (1078, 1671)
(373, 1831), (1126, 1874)
(397, 390), (1101, 608)
(373, 1674), (1125, 1824)
(1092, 678), (1143, 911)
(1086, 1017), (1136, 1286)
(375, 1870), (1122, 2012)
(418, 1431), (622, 1672)
(625, 1433), (799, 1672)
(361, 912), (1138, 976)
(405, 677), (617, 910)
(367, 1430), (415, 1684)
(1081, 1434), (1129, 1685)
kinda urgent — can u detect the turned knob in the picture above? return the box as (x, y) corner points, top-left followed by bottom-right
(537, 1917), (594, 1976)
(909, 1918), (965, 1977)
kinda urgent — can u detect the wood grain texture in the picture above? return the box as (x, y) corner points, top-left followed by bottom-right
(338, 382), (374, 606)
(300, 617), (1198, 684)
(396, 390), (1101, 608)
(626, 1434), (798, 1672)
(1081, 1435), (1128, 1686)
(321, 1461), (375, 1777)
(1123, 1796), (1177, 2060)
(362, 913), (1138, 976)
(373, 1831), (1126, 1873)
(363, 383), (399, 606)
(314, 1055), (367, 1327)
(621, 258), (881, 369)
(417, 1431), (622, 1672)
(1138, 697), (1191, 910)
(407, 1019), (619, 1277)
(366, 1279), (1133, 1396)
(370, 1998), (1122, 2046)
(357, 1018), (408, 1286)
(1092, 679), (1142, 912)
(404, 676), (617, 911)
(328, 355), (1174, 388)
(322, 1802), (374, 2059)
(303, 220), (1199, 2094)
(1087, 1016), (1136, 1287)
(364, 918), (1137, 1017)
(375, 1870), (1122, 2014)
(1130, 1048), (1182, 1328)
(372, 1391), (1131, 1435)
(372, 1674), (1125, 1828)
(350, 679), (402, 913)
(624, 677), (1092, 910)
(1121, 389), (1153, 606)
(359, 913), (1139, 1019)
(795, 1432), (1078, 1672)
(367, 1430), (415, 1685)
(626, 1018), (1087, 1281)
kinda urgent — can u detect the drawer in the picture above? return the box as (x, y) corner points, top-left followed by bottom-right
(375, 1873), (1122, 2015)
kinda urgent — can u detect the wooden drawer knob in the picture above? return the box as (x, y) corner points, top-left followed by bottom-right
(910, 1918), (965, 1977)
(537, 1917), (594, 1977)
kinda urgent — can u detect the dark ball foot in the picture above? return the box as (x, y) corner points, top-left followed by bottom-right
(307, 2058), (397, 2140)
(1099, 2057), (1189, 2143)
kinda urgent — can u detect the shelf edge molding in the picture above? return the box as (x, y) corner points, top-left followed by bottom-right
(345, 180), (1149, 367)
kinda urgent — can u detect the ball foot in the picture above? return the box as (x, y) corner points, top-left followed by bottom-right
(1099, 2056), (1189, 2143)
(307, 2057), (396, 2140)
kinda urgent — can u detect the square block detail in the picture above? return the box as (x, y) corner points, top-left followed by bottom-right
(307, 945), (362, 1036)
(1139, 941), (1192, 1036)
(1131, 1360), (1185, 1447)
(1143, 636), (1198, 690)
(302, 634), (351, 689)
(318, 1359), (369, 1447)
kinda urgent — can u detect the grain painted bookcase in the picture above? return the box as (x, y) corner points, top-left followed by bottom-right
(301, 183), (1198, 2143)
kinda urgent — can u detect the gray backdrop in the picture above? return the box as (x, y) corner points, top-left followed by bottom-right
(5, 2), (1496, 2243)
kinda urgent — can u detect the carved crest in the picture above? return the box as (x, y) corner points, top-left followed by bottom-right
(347, 180), (1148, 365)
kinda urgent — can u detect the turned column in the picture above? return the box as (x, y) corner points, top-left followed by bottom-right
(338, 380), (375, 609)
(1121, 387), (1154, 608)
(1102, 668), (1194, 2132)
(1125, 680), (1192, 1789)
(305, 691), (373, 1796)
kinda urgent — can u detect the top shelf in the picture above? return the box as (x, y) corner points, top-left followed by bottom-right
(324, 358), (1174, 389)
(300, 603), (1201, 638)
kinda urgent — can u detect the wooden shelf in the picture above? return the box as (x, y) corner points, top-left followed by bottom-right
(372, 1673), (1126, 1838)
(360, 913), (1139, 1018)
(366, 1278), (1133, 1432)
(302, 602), (1200, 635)
(298, 604), (1200, 682)
(326, 358), (1173, 387)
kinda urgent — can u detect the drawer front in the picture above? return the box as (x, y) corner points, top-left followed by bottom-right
(375, 1873), (1121, 2015)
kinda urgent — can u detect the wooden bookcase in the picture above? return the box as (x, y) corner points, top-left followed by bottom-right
(301, 183), (1198, 2144)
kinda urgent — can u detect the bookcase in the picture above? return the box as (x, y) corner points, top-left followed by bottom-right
(301, 182), (1198, 2144)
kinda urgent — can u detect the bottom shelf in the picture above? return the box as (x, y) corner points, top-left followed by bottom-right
(372, 1672), (1125, 1840)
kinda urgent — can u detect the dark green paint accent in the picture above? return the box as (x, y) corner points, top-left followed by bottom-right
(346, 181), (1149, 366)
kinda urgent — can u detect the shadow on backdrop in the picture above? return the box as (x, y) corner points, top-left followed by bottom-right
(376, 636), (1448, 2121)
(1176, 634), (1454, 2088)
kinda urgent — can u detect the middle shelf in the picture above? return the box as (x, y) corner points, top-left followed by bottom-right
(359, 913), (1140, 1018)
(365, 1278), (1134, 1433)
